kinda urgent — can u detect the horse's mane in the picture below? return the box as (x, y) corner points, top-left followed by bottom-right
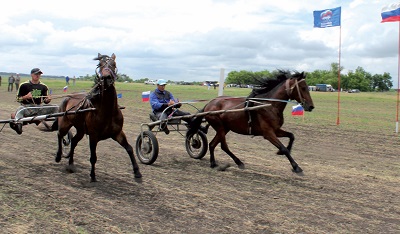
(248, 70), (304, 98)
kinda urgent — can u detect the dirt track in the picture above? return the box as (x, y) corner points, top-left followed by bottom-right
(0, 90), (399, 234)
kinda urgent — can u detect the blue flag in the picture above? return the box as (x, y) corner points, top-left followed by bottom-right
(314, 7), (341, 28)
(117, 93), (122, 98)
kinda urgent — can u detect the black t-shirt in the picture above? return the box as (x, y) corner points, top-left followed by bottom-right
(17, 80), (49, 105)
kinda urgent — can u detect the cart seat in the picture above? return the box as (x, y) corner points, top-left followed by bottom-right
(149, 113), (181, 124)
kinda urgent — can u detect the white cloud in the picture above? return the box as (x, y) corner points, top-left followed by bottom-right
(0, 0), (399, 88)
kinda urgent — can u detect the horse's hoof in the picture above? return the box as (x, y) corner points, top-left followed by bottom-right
(90, 178), (97, 183)
(238, 163), (245, 170)
(134, 172), (142, 178)
(210, 163), (218, 168)
(276, 150), (284, 155)
(134, 177), (143, 183)
(66, 164), (76, 173)
(55, 155), (61, 163)
(293, 166), (303, 173)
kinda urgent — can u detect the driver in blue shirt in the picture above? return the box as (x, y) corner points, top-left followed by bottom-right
(149, 79), (192, 134)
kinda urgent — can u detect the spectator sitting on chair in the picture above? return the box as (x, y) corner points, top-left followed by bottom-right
(9, 68), (59, 135)
(149, 79), (208, 135)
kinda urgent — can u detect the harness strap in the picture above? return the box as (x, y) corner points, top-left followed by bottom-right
(0, 123), (6, 132)
(285, 79), (291, 96)
(244, 100), (252, 135)
(285, 78), (306, 104)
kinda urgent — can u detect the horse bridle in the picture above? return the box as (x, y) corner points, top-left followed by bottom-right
(63, 56), (118, 112)
(94, 56), (118, 93)
(285, 78), (306, 105)
(95, 56), (118, 81)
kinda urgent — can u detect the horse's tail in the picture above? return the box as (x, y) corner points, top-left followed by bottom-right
(187, 108), (206, 136)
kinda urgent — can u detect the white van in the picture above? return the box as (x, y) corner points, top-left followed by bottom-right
(145, 80), (157, 85)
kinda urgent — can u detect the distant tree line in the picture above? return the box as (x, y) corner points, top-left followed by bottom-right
(225, 63), (393, 92)
(80, 73), (133, 83)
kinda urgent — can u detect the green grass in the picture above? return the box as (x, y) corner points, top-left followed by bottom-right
(36, 78), (400, 135)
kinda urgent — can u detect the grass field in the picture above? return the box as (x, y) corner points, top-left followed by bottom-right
(1, 78), (399, 234)
(18, 77), (399, 136)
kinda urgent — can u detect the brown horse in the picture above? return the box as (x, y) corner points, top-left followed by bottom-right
(188, 70), (314, 173)
(53, 53), (142, 182)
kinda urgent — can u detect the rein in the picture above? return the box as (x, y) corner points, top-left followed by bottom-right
(209, 97), (300, 135)
(64, 54), (119, 114)
(69, 74), (112, 109)
(285, 78), (306, 105)
(35, 93), (87, 99)
(243, 98), (298, 135)
(0, 123), (6, 132)
(241, 79), (305, 135)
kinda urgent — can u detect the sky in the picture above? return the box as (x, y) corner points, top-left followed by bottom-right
(1, 0), (400, 87)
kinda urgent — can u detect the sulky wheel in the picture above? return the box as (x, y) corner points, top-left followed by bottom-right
(61, 130), (73, 157)
(185, 130), (208, 159)
(135, 131), (159, 165)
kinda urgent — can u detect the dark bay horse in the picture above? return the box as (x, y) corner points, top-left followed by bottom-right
(53, 53), (142, 182)
(188, 71), (314, 173)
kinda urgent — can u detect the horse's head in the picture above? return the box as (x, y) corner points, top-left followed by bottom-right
(285, 72), (314, 112)
(94, 53), (118, 83)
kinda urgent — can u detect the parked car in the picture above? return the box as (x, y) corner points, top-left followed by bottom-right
(348, 89), (360, 93)
(145, 80), (157, 85)
(316, 84), (334, 92)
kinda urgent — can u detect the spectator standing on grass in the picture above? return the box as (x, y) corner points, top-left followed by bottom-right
(8, 75), (15, 92)
(72, 76), (76, 86)
(65, 75), (70, 85)
(15, 73), (21, 91)
(0, 75), (2, 86)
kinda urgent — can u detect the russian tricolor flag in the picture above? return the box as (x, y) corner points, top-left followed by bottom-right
(63, 86), (68, 92)
(142, 91), (150, 102)
(292, 104), (304, 116)
(381, 3), (400, 23)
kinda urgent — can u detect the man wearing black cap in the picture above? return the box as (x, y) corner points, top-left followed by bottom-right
(9, 68), (58, 134)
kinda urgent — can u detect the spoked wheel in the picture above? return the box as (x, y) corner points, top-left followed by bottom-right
(61, 130), (73, 157)
(185, 130), (208, 159)
(135, 131), (159, 165)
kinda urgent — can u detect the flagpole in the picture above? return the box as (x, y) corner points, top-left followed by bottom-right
(313, 6), (341, 125)
(336, 25), (342, 125)
(380, 3), (400, 133)
(396, 21), (400, 134)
